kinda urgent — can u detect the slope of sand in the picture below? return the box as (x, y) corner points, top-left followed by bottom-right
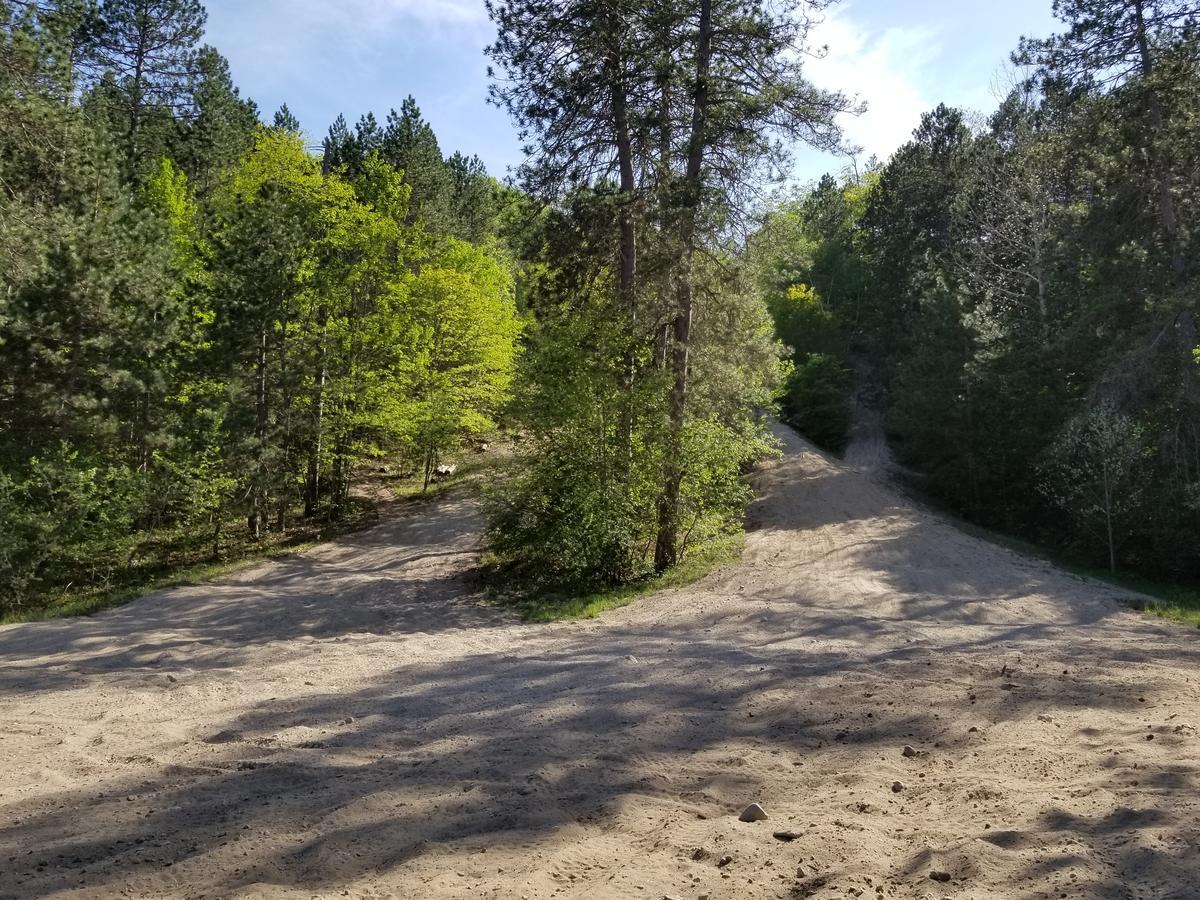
(2, 425), (1198, 900)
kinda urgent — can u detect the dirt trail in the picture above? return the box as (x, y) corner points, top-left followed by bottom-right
(2, 427), (1198, 900)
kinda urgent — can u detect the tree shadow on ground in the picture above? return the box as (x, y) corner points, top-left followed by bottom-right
(0, 494), (510, 695)
(3, 429), (1198, 898)
(2, 618), (1196, 899)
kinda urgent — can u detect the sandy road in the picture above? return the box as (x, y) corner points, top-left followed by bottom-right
(1, 425), (1198, 900)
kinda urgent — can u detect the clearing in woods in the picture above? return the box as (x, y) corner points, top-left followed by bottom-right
(1, 424), (1197, 899)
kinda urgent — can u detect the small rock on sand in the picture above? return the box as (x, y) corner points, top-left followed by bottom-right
(739, 803), (768, 822)
(891, 781), (904, 793)
(930, 871), (952, 882)
(772, 830), (801, 842)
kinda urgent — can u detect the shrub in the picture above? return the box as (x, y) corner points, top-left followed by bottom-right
(0, 446), (138, 611)
(781, 353), (854, 453)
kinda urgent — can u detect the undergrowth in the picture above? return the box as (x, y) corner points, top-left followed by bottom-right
(493, 533), (744, 622)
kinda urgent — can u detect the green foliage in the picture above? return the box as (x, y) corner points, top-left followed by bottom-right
(485, 0), (846, 578)
(406, 239), (523, 485)
(781, 355), (854, 454)
(321, 97), (501, 243)
(1040, 403), (1152, 572)
(750, 194), (860, 453)
(0, 446), (136, 608)
(677, 418), (775, 546)
(508, 533), (745, 623)
(272, 103), (300, 134)
(768, 284), (843, 360)
(486, 249), (780, 590)
(170, 47), (259, 189)
(89, 0), (210, 176)
(0, 13), (522, 613)
(486, 293), (664, 587)
(755, 4), (1200, 586)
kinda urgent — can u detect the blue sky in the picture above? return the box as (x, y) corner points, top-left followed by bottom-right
(204, 0), (1061, 184)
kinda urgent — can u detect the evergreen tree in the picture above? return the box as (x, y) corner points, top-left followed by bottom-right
(171, 46), (258, 189)
(649, 0), (851, 569)
(272, 102), (299, 134)
(380, 96), (453, 229)
(445, 150), (501, 244)
(321, 112), (356, 174)
(355, 110), (381, 157)
(485, 0), (845, 583)
(1016, 0), (1200, 277)
(88, 0), (207, 175)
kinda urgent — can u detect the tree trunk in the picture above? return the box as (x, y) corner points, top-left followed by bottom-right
(248, 321), (269, 540)
(423, 447), (435, 493)
(305, 311), (329, 518)
(127, 30), (147, 176)
(1031, 204), (1050, 338)
(607, 8), (639, 462)
(654, 0), (712, 572)
(1100, 457), (1117, 573)
(654, 274), (695, 571)
(330, 410), (352, 517)
(211, 511), (222, 560)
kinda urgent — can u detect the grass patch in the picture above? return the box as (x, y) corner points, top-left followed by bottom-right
(504, 533), (745, 623)
(2, 545), (316, 626)
(386, 449), (515, 504)
(1067, 569), (1200, 629)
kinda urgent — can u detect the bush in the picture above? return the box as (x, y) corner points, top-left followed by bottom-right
(677, 417), (776, 547)
(781, 353), (854, 452)
(487, 412), (775, 590)
(483, 296), (665, 588)
(0, 446), (138, 611)
(485, 281), (781, 592)
(767, 284), (845, 360)
(487, 453), (657, 588)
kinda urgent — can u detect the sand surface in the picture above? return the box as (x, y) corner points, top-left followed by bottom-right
(2, 425), (1198, 900)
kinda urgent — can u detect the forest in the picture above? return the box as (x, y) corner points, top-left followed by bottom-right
(759, 0), (1200, 581)
(0, 0), (529, 613)
(2, 0), (1198, 618)
(5, 2), (1200, 898)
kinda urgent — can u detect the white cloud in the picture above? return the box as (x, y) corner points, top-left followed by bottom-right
(802, 4), (942, 167)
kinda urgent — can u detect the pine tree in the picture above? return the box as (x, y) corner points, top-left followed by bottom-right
(1016, 0), (1200, 277)
(355, 111), (381, 157)
(272, 102), (300, 134)
(321, 112), (355, 174)
(650, 0), (851, 569)
(88, 0), (207, 175)
(380, 96), (453, 229)
(172, 46), (258, 189)
(445, 151), (500, 244)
